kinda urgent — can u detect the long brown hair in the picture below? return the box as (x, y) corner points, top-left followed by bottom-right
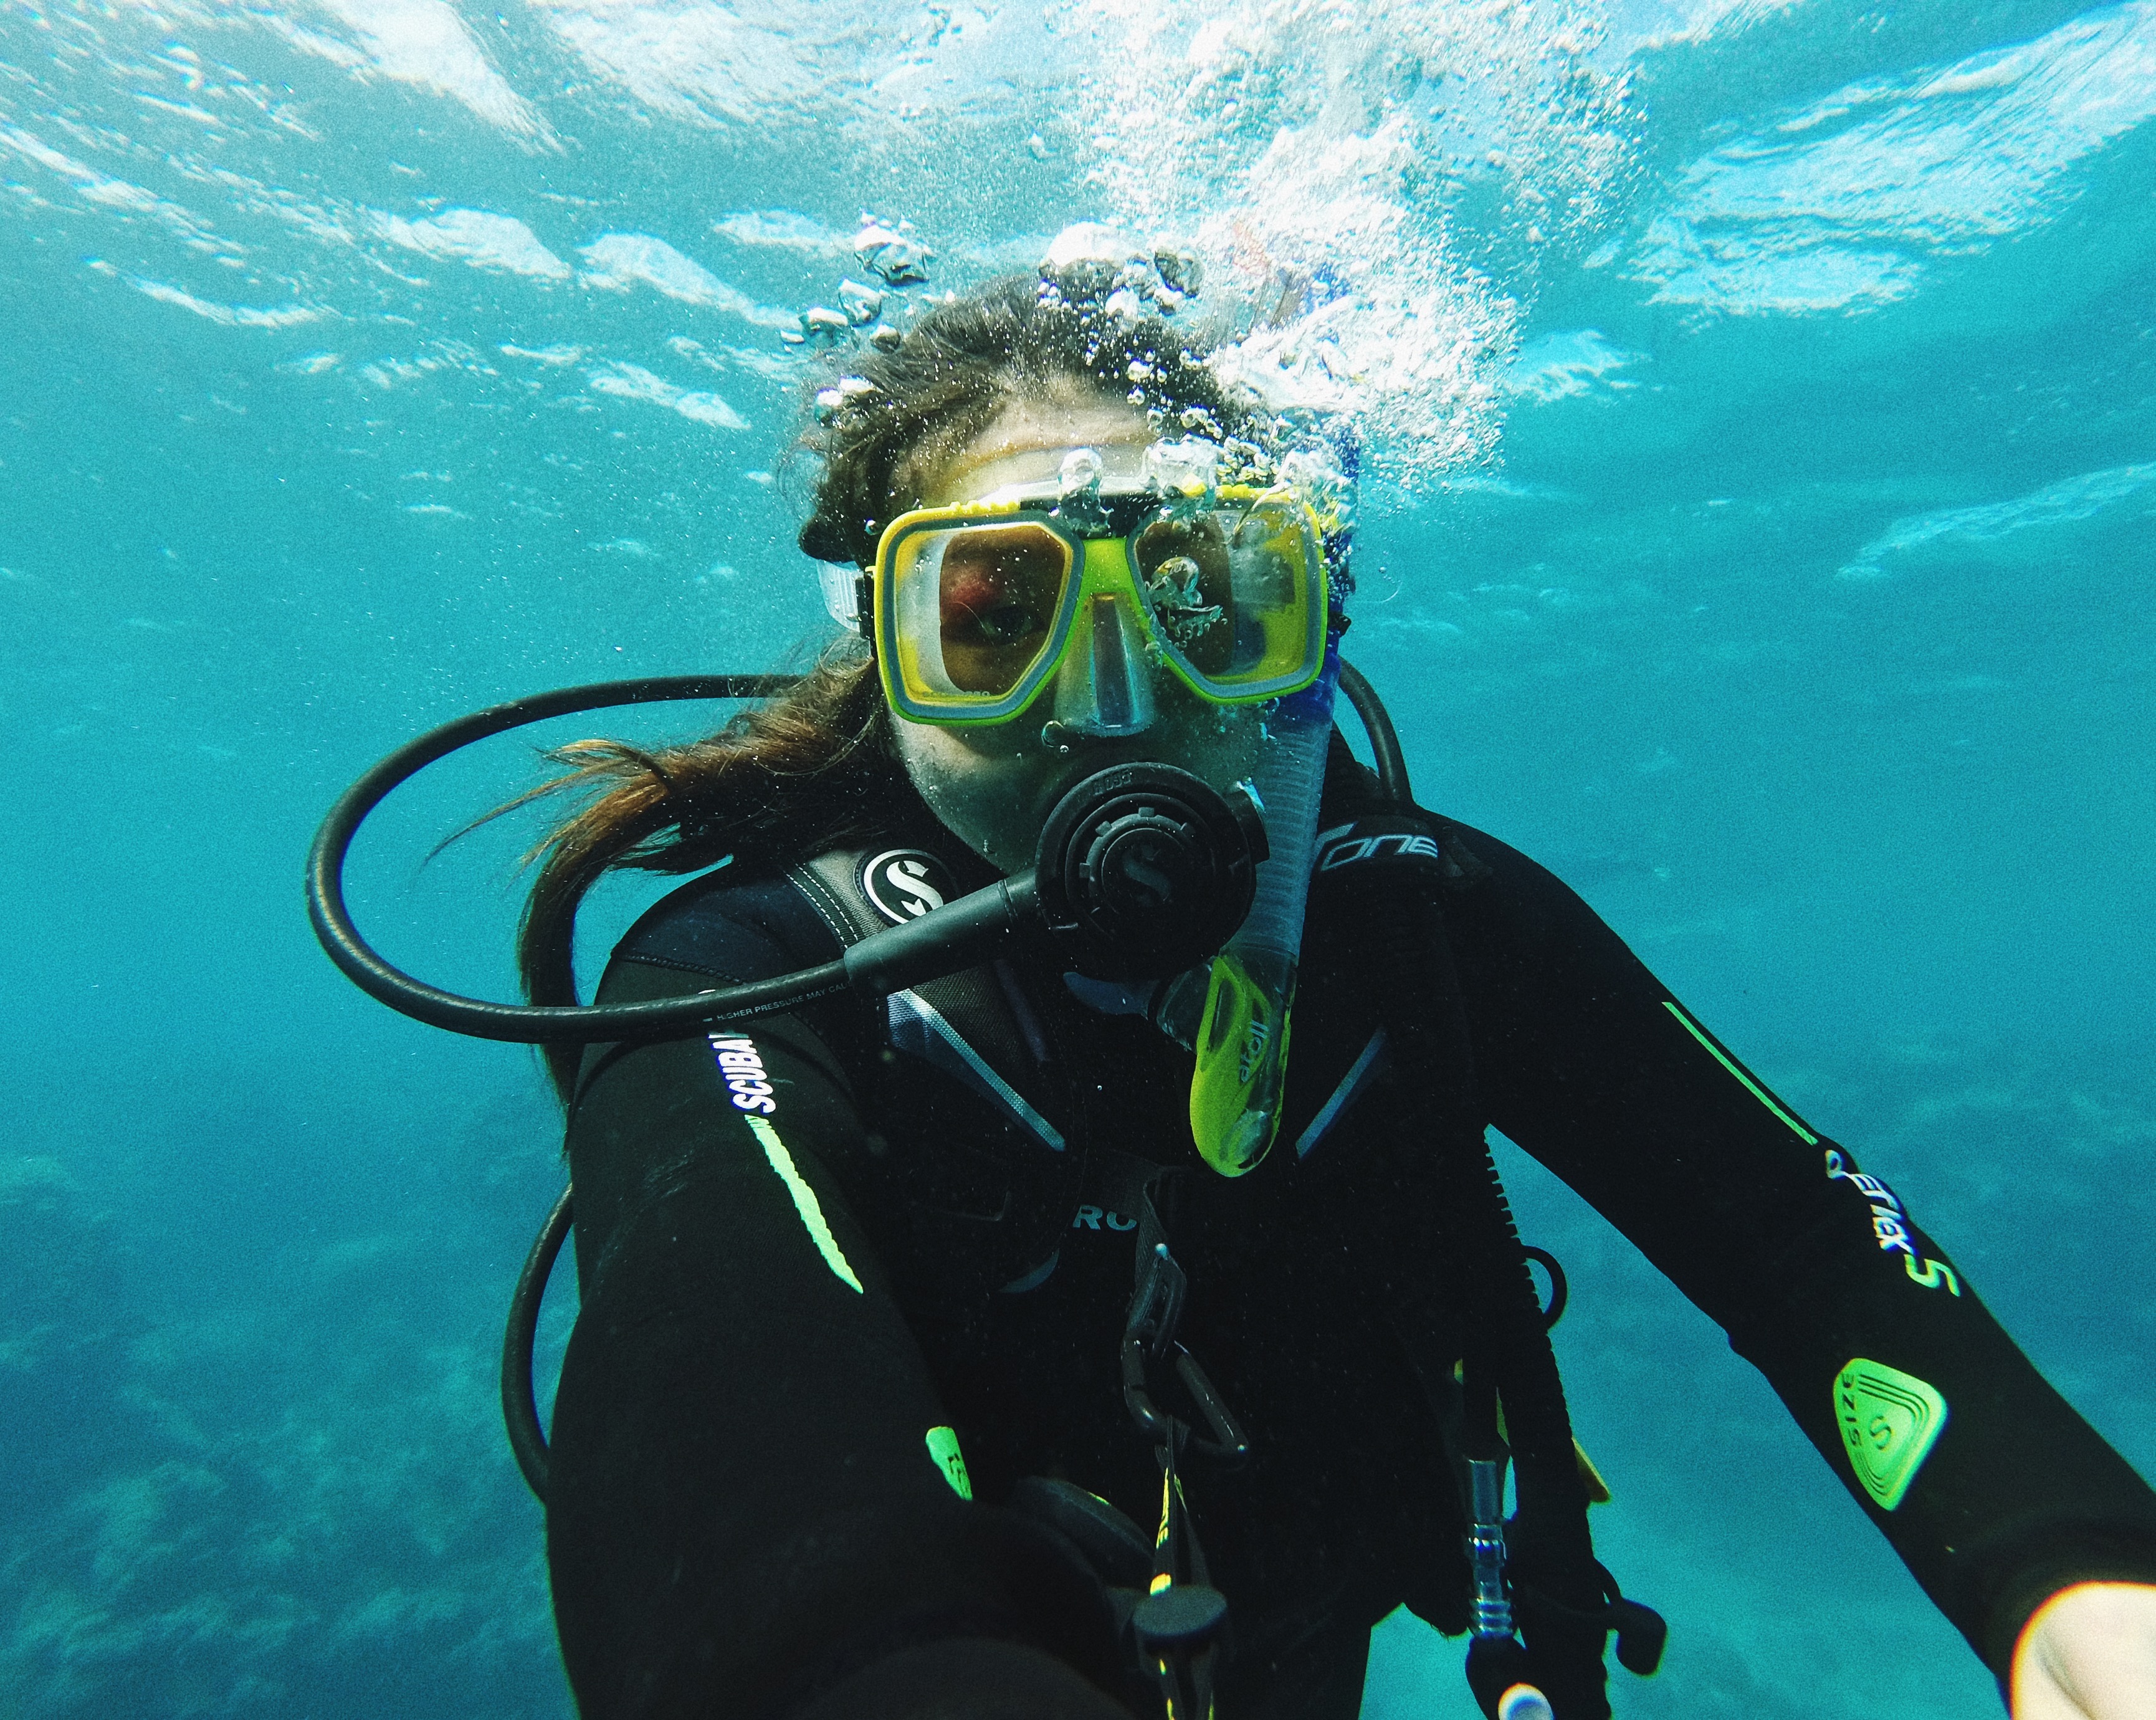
(513, 272), (1253, 1098)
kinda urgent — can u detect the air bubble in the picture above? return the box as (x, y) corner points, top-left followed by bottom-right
(1059, 447), (1104, 492)
(838, 280), (884, 324)
(1145, 436), (1220, 499)
(854, 221), (934, 285)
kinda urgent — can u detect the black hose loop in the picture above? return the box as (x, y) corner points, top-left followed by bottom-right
(503, 1184), (574, 1501)
(305, 674), (857, 1044)
(1521, 1245), (1570, 1331)
(313, 668), (1408, 1041)
(1337, 660), (1411, 808)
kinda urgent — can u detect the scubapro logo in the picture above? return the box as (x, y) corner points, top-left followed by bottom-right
(862, 849), (955, 924)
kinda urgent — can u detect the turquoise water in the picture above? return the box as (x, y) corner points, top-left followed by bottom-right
(2, 2), (2152, 1716)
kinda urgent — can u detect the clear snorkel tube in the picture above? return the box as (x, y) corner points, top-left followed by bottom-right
(1183, 631), (1340, 1175)
(1145, 434), (1355, 1177)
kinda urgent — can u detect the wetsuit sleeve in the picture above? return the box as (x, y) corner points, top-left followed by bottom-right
(545, 879), (1130, 1720)
(1440, 824), (2156, 1678)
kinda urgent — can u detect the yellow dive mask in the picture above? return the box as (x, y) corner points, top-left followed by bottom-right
(871, 482), (1330, 727)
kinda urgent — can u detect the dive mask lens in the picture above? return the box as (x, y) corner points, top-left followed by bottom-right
(874, 487), (1328, 724)
(1132, 492), (1325, 701)
(882, 518), (1077, 722)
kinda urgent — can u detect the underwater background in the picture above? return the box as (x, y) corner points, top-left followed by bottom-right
(2, 1), (2152, 1716)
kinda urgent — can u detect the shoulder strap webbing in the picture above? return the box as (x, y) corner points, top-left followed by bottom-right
(786, 848), (884, 947)
(1332, 812), (1648, 1720)
(785, 846), (1066, 1152)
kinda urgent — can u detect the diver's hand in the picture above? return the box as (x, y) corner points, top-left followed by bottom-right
(2012, 1583), (2156, 1720)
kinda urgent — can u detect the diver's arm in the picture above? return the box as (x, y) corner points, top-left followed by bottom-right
(1439, 822), (2156, 1684)
(546, 889), (1130, 1719)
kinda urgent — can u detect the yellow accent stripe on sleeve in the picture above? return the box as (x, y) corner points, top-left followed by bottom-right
(1663, 1001), (1819, 1145)
(745, 1115), (864, 1293)
(925, 1425), (972, 1499)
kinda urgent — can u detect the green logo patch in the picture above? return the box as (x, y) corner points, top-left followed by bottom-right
(1835, 1359), (1947, 1511)
(925, 1425), (971, 1501)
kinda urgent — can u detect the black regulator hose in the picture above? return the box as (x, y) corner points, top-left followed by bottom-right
(305, 674), (857, 1043)
(1337, 660), (1411, 808)
(310, 669), (1396, 1044)
(503, 1183), (575, 1501)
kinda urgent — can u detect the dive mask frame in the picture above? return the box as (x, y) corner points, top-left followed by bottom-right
(869, 480), (1335, 727)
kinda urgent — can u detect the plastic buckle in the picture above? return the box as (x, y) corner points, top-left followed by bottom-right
(1126, 1240), (1186, 1359)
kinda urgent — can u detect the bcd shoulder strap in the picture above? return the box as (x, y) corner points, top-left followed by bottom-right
(785, 841), (1072, 1157)
(1324, 808), (1662, 1720)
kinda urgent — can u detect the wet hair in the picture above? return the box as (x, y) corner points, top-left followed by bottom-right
(798, 272), (1254, 567)
(512, 274), (1249, 1099)
(494, 647), (899, 1096)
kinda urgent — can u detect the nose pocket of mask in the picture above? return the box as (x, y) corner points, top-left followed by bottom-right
(1053, 593), (1156, 737)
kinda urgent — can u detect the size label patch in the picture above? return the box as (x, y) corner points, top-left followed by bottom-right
(925, 1425), (971, 1500)
(1835, 1358), (1948, 1511)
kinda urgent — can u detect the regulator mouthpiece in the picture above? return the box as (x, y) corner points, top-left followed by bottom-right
(1034, 763), (1268, 978)
(837, 763), (1266, 1001)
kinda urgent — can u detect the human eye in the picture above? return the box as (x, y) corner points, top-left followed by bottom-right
(930, 524), (1067, 694)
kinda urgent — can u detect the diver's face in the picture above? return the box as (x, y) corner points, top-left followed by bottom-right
(886, 394), (1269, 871)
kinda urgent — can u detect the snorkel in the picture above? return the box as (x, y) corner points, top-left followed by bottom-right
(1132, 432), (1355, 1178)
(1181, 626), (1341, 1175)
(872, 436), (1352, 1178)
(1206, 426), (1358, 1173)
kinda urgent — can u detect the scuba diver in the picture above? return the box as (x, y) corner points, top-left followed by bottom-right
(310, 242), (2156, 1720)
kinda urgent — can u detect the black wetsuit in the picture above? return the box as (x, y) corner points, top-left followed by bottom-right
(545, 743), (2156, 1720)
